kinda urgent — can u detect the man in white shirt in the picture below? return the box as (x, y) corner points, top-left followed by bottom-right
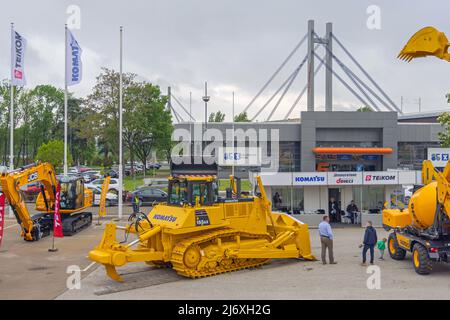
(318, 215), (337, 265)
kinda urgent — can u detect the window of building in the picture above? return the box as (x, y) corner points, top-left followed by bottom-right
(271, 187), (304, 214)
(398, 142), (440, 170)
(352, 186), (384, 211)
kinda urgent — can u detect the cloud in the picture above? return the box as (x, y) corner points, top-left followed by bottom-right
(0, 0), (448, 121)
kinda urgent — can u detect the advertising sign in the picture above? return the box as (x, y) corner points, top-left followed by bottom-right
(427, 148), (450, 168)
(292, 172), (327, 186)
(218, 147), (261, 166)
(363, 171), (398, 185)
(327, 172), (362, 185)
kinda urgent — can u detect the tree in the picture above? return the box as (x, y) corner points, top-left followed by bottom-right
(124, 82), (172, 174)
(208, 111), (225, 122)
(234, 112), (250, 122)
(84, 68), (136, 162)
(437, 112), (450, 147)
(36, 140), (72, 168)
(446, 93), (449, 103)
(356, 106), (372, 112)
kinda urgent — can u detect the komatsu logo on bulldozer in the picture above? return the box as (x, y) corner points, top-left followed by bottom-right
(152, 214), (177, 222)
(195, 209), (210, 226)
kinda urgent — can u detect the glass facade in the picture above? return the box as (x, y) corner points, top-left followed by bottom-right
(271, 186), (304, 214)
(398, 142), (440, 170)
(352, 186), (385, 211)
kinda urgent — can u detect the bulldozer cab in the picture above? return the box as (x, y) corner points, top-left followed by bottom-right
(168, 176), (218, 207)
(59, 176), (85, 210)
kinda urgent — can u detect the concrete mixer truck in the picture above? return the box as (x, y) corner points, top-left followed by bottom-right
(384, 26), (450, 274)
(383, 160), (450, 274)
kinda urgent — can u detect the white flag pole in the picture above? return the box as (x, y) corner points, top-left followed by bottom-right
(63, 24), (69, 175)
(9, 23), (14, 172)
(232, 91), (235, 177)
(9, 23), (14, 218)
(118, 26), (123, 220)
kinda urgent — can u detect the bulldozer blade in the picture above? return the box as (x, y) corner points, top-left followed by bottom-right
(105, 264), (123, 282)
(398, 26), (450, 62)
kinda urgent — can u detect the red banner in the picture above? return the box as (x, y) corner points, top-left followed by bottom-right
(0, 193), (5, 246)
(53, 183), (64, 238)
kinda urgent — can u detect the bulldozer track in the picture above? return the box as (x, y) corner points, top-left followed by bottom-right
(170, 228), (272, 278)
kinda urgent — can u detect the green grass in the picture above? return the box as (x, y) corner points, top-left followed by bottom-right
(218, 179), (251, 191)
(124, 175), (144, 191)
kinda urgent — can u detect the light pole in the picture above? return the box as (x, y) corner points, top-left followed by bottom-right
(202, 82), (210, 131)
(202, 82), (210, 154)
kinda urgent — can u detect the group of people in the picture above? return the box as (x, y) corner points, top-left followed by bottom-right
(318, 215), (387, 266)
(329, 198), (360, 224)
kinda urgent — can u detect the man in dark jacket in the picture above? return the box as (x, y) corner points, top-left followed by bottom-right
(361, 221), (377, 265)
(346, 200), (359, 224)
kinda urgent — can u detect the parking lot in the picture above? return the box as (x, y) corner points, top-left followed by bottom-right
(1, 204), (449, 300)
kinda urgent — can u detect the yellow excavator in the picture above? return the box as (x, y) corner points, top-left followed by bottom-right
(0, 162), (94, 241)
(89, 174), (315, 282)
(383, 27), (450, 274)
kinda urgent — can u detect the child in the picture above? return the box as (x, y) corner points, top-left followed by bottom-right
(377, 238), (387, 260)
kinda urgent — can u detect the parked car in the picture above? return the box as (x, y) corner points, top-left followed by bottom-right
(85, 178), (123, 193)
(106, 169), (119, 178)
(77, 166), (92, 173)
(126, 187), (167, 205)
(88, 186), (118, 206)
(147, 178), (168, 189)
(82, 170), (102, 183)
(147, 163), (161, 170)
(20, 182), (42, 202)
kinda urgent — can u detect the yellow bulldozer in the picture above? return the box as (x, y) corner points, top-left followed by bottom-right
(89, 175), (315, 281)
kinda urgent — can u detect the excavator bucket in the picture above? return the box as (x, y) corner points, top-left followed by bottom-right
(398, 26), (450, 62)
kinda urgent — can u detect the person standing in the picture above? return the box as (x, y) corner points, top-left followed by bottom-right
(272, 192), (280, 209)
(346, 200), (359, 224)
(328, 197), (339, 223)
(318, 215), (337, 265)
(361, 221), (378, 266)
(133, 193), (141, 213)
(377, 238), (387, 260)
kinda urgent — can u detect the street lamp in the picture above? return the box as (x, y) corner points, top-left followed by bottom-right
(202, 81), (210, 132)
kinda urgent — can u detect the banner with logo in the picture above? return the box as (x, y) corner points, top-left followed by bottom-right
(11, 28), (27, 86)
(65, 29), (82, 86)
(327, 172), (362, 185)
(427, 148), (450, 168)
(292, 172), (327, 186)
(363, 171), (398, 185)
(0, 193), (5, 247)
(53, 183), (64, 237)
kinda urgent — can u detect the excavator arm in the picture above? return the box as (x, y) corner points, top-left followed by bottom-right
(0, 162), (58, 241)
(398, 26), (450, 62)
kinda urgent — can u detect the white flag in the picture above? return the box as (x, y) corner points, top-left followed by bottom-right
(65, 29), (82, 86)
(11, 28), (27, 86)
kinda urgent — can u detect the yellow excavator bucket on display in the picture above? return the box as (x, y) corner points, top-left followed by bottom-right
(398, 26), (450, 62)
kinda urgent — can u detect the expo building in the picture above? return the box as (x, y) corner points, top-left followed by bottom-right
(174, 110), (446, 226)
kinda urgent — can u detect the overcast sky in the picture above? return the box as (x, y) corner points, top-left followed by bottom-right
(1, 0), (449, 121)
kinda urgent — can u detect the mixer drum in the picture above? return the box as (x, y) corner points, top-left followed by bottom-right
(408, 182), (437, 229)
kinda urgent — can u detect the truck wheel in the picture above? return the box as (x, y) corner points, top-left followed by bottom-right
(388, 233), (406, 260)
(412, 243), (432, 275)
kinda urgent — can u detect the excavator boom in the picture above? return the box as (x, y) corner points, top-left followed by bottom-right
(0, 162), (94, 241)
